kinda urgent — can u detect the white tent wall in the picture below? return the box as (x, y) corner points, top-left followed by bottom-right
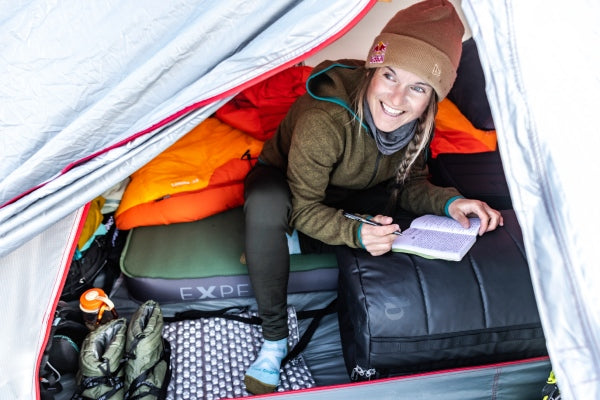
(0, 0), (374, 257)
(462, 1), (600, 399)
(0, 208), (85, 400)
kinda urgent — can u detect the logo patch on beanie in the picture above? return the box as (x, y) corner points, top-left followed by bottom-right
(432, 64), (441, 77)
(369, 41), (387, 64)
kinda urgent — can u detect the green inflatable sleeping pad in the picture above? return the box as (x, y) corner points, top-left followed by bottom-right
(120, 207), (338, 302)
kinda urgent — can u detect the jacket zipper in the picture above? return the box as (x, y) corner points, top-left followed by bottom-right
(365, 152), (382, 188)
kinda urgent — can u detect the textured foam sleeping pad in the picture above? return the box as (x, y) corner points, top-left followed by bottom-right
(162, 306), (315, 399)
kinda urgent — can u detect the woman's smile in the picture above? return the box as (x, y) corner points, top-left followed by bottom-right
(380, 101), (405, 117)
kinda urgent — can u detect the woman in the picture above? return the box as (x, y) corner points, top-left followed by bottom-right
(243, 0), (503, 394)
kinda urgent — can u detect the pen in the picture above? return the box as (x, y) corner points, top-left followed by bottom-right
(343, 211), (402, 235)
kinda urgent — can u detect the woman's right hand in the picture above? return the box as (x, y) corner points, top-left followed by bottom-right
(360, 215), (401, 256)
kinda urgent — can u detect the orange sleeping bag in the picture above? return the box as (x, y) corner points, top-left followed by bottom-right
(115, 117), (264, 230)
(430, 98), (497, 158)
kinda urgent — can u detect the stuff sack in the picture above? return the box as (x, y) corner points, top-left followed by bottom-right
(336, 209), (547, 381)
(39, 302), (88, 399)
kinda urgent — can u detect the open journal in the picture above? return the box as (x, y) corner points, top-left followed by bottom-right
(392, 214), (481, 261)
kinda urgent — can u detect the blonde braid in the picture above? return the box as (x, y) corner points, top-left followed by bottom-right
(395, 94), (437, 185)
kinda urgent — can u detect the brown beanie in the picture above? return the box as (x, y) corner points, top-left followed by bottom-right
(365, 0), (464, 99)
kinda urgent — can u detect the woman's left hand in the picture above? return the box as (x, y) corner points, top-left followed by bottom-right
(447, 198), (504, 235)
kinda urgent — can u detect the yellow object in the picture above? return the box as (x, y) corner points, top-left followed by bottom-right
(77, 196), (105, 250)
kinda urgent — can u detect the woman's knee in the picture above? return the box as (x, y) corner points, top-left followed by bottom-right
(245, 191), (290, 229)
(244, 167), (291, 226)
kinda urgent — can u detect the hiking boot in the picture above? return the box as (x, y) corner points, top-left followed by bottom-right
(123, 300), (170, 399)
(74, 318), (127, 400)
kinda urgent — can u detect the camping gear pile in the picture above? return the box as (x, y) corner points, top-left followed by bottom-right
(2, 1), (599, 400)
(37, 45), (547, 400)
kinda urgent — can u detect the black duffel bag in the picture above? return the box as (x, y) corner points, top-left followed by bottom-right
(336, 209), (547, 381)
(60, 213), (126, 302)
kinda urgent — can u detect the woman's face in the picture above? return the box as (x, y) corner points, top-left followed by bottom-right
(366, 66), (433, 133)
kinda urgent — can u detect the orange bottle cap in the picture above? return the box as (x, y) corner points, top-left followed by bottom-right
(79, 288), (114, 312)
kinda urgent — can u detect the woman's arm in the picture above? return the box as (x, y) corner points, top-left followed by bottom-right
(286, 110), (364, 248)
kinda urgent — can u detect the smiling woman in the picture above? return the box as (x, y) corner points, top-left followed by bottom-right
(241, 0), (504, 394)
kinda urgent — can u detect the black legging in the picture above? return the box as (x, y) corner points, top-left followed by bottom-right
(244, 163), (400, 340)
(244, 164), (292, 340)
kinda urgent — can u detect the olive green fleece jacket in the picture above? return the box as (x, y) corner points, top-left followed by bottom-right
(259, 61), (461, 249)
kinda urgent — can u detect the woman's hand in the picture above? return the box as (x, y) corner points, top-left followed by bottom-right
(447, 198), (504, 235)
(360, 215), (401, 256)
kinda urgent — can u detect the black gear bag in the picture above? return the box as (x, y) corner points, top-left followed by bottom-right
(336, 209), (548, 381)
(60, 213), (125, 302)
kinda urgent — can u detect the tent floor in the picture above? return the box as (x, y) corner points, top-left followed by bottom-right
(49, 274), (552, 399)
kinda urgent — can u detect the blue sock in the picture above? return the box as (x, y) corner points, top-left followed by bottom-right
(244, 338), (288, 394)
